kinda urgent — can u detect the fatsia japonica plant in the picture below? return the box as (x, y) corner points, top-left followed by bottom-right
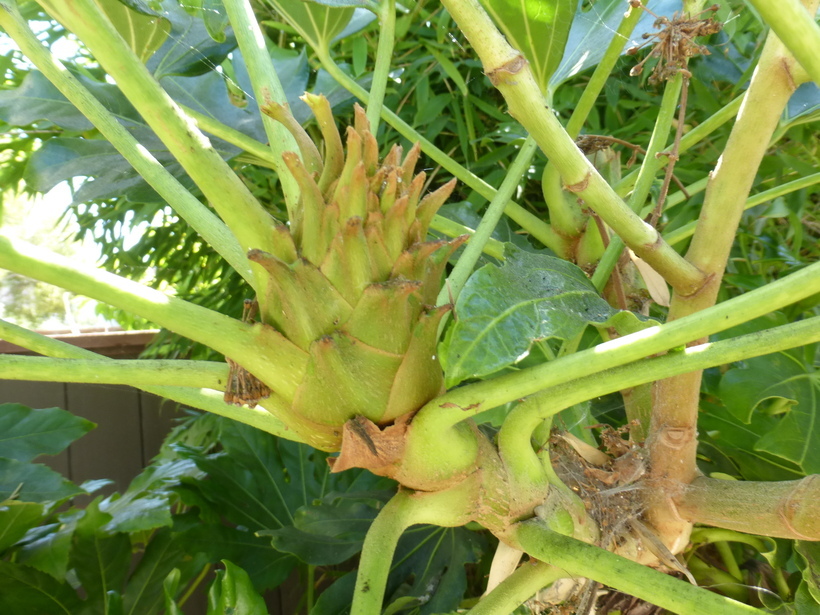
(0, 0), (819, 612)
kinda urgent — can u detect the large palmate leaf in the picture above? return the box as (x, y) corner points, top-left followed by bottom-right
(311, 525), (486, 615)
(263, 0), (354, 52)
(0, 501), (43, 553)
(97, 0), (171, 62)
(69, 501), (132, 614)
(178, 417), (392, 588)
(439, 246), (651, 387)
(719, 344), (819, 475)
(0, 561), (83, 614)
(479, 0), (575, 94)
(0, 458), (83, 504)
(550, 0), (681, 90)
(0, 403), (94, 463)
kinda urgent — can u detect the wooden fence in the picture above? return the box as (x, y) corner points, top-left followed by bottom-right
(0, 329), (300, 614)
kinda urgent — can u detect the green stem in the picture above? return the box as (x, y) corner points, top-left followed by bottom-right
(437, 136), (539, 307)
(665, 171), (820, 245)
(417, 258), (820, 431)
(0, 355), (226, 389)
(429, 215), (506, 260)
(540, 0), (645, 239)
(314, 50), (565, 254)
(181, 104), (279, 169)
(515, 524), (763, 615)
(714, 541), (743, 581)
(686, 556), (748, 602)
(467, 562), (565, 615)
(496, 316), (820, 493)
(0, 319), (297, 441)
(592, 73), (685, 290)
(611, 93), (745, 204)
(351, 485), (475, 615)
(0, 232), (308, 401)
(440, 0), (706, 295)
(366, 0), (396, 132)
(34, 0), (278, 261)
(746, 0), (820, 85)
(676, 475), (820, 540)
(0, 2), (253, 285)
(222, 0), (301, 218)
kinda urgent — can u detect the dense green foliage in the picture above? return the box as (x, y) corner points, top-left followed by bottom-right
(0, 0), (819, 613)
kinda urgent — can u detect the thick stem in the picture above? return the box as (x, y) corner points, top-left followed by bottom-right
(314, 51), (566, 254)
(647, 5), (817, 550)
(493, 316), (820, 506)
(0, 355), (226, 390)
(33, 0), (279, 261)
(351, 484), (476, 615)
(675, 476), (820, 540)
(0, 2), (253, 285)
(0, 319), (298, 442)
(0, 233), (308, 402)
(515, 524), (764, 615)
(467, 562), (565, 615)
(746, 0), (820, 85)
(366, 0), (396, 132)
(415, 259), (820, 433)
(592, 73), (684, 290)
(222, 0), (301, 218)
(439, 0), (706, 295)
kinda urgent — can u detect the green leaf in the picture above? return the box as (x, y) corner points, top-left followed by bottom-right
(0, 403), (95, 463)
(550, 0), (681, 90)
(0, 458), (83, 504)
(100, 458), (202, 533)
(146, 1), (237, 79)
(783, 83), (820, 127)
(303, 0), (379, 10)
(0, 500), (43, 552)
(425, 44), (469, 96)
(123, 524), (211, 615)
(797, 541), (820, 605)
(162, 569), (185, 615)
(69, 501), (132, 613)
(266, 0), (355, 52)
(206, 560), (267, 615)
(15, 520), (75, 581)
(440, 246), (639, 387)
(261, 494), (385, 565)
(479, 0), (575, 94)
(0, 561), (82, 614)
(719, 348), (819, 474)
(96, 0), (171, 63)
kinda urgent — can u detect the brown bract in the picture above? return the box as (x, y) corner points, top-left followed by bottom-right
(329, 413), (413, 474)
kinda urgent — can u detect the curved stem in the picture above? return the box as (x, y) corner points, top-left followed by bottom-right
(540, 0), (645, 240)
(33, 0), (278, 262)
(439, 0), (706, 295)
(0, 2), (253, 285)
(746, 0), (820, 85)
(0, 233), (308, 401)
(366, 0), (396, 132)
(496, 316), (820, 496)
(416, 259), (820, 432)
(314, 50), (565, 254)
(352, 484), (475, 615)
(222, 0), (301, 218)
(592, 73), (684, 291)
(0, 319), (299, 441)
(514, 523), (764, 615)
(437, 135), (539, 307)
(467, 561), (565, 615)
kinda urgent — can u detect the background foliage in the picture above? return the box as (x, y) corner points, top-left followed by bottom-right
(0, 0), (818, 612)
